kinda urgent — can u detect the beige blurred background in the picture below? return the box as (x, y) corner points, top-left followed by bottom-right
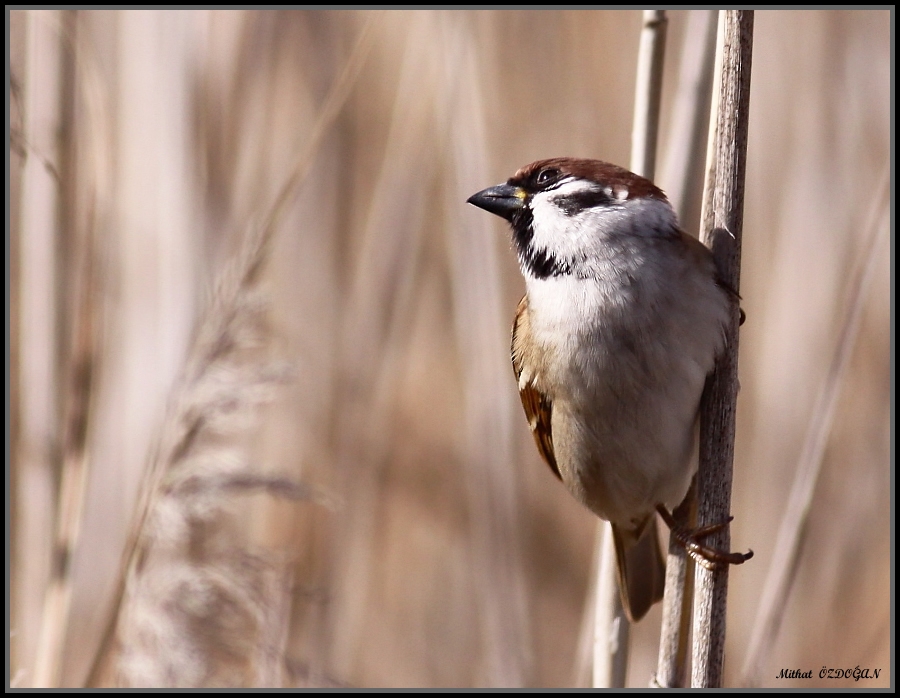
(9, 9), (891, 688)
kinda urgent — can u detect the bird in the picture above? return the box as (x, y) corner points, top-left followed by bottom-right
(467, 157), (747, 622)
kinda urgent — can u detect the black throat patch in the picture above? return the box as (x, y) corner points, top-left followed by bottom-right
(510, 207), (571, 279)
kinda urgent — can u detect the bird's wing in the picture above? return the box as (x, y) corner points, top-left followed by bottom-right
(511, 295), (561, 480)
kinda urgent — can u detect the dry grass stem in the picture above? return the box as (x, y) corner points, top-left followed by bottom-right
(740, 167), (890, 686)
(653, 12), (720, 687)
(692, 10), (754, 688)
(659, 9), (718, 228)
(323, 14), (444, 680)
(592, 10), (667, 689)
(591, 525), (630, 687)
(630, 9), (668, 181)
(439, 12), (532, 685)
(20, 10), (65, 687)
(655, 484), (696, 687)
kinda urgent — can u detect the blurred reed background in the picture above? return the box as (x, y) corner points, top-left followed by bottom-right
(9, 9), (891, 688)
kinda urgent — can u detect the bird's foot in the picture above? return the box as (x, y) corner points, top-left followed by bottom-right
(656, 504), (754, 570)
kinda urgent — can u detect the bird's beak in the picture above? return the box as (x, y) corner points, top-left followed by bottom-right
(466, 183), (526, 221)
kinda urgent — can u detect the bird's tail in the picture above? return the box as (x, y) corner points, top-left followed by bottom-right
(611, 518), (666, 623)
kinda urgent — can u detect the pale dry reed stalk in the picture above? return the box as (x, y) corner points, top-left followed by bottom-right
(592, 8), (668, 690)
(14, 10), (65, 686)
(659, 9), (717, 242)
(692, 10), (754, 688)
(438, 11), (532, 685)
(324, 13), (443, 680)
(740, 167), (889, 686)
(654, 9), (718, 689)
(27, 10), (118, 687)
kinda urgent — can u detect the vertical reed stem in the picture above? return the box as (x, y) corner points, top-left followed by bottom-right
(691, 10), (754, 688)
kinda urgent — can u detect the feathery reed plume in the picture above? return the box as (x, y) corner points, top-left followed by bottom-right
(108, 223), (298, 687)
(84, 13), (378, 686)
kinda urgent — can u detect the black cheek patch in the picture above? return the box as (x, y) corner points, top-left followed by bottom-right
(554, 189), (614, 216)
(522, 247), (571, 279)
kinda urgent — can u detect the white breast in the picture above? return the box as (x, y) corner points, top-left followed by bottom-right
(522, 246), (729, 526)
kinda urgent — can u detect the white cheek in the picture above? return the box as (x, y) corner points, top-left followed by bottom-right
(529, 192), (606, 260)
(529, 198), (576, 253)
(529, 180), (599, 256)
(528, 187), (678, 267)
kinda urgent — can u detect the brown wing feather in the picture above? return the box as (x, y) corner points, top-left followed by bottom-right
(511, 296), (561, 480)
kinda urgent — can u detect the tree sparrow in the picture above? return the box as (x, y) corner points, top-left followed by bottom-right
(467, 157), (743, 622)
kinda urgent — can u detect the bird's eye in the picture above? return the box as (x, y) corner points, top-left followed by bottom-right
(536, 168), (560, 185)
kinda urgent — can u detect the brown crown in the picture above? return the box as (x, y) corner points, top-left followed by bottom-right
(511, 158), (667, 201)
